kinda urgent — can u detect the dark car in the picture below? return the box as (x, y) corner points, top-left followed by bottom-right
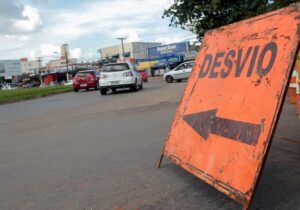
(72, 70), (100, 92)
(23, 83), (34, 88)
(138, 70), (148, 82)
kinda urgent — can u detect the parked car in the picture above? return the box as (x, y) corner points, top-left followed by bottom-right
(39, 84), (48, 88)
(163, 61), (195, 83)
(99, 63), (143, 95)
(23, 83), (34, 88)
(72, 70), (100, 92)
(49, 82), (59, 86)
(63, 80), (73, 86)
(138, 70), (148, 82)
(2, 84), (17, 90)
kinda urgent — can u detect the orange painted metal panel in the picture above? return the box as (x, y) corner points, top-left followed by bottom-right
(160, 4), (300, 209)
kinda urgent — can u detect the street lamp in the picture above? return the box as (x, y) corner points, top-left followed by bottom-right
(117, 37), (126, 62)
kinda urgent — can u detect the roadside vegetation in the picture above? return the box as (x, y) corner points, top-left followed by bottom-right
(163, 0), (297, 40)
(0, 86), (73, 104)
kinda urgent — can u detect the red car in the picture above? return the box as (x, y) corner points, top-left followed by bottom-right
(138, 70), (148, 82)
(72, 70), (100, 92)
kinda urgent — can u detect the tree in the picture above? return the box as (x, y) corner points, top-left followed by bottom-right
(163, 0), (297, 41)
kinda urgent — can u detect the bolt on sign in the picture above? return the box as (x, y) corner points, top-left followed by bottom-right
(159, 4), (300, 209)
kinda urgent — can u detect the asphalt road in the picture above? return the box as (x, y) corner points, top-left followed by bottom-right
(0, 80), (299, 210)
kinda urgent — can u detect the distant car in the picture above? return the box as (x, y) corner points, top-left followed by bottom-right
(39, 84), (48, 88)
(163, 61), (195, 83)
(99, 63), (143, 95)
(63, 80), (73, 86)
(73, 70), (100, 92)
(138, 70), (148, 82)
(49, 82), (59, 86)
(23, 83), (34, 88)
(2, 84), (17, 90)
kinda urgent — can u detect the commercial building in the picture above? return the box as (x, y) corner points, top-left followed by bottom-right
(137, 41), (196, 76)
(98, 41), (197, 76)
(74, 61), (99, 71)
(46, 44), (77, 70)
(0, 60), (22, 82)
(43, 44), (77, 84)
(99, 42), (161, 63)
(61, 44), (70, 59)
(43, 59), (77, 85)
(20, 58), (40, 75)
(46, 58), (77, 70)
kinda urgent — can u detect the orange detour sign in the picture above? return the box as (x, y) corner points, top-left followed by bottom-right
(159, 4), (300, 209)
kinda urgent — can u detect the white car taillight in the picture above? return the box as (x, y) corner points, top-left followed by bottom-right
(123, 72), (133, 77)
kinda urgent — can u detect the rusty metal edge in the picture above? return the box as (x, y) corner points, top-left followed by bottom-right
(164, 152), (248, 206)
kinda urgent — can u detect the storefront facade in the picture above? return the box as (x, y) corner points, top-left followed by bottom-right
(0, 59), (22, 83)
(147, 42), (190, 76)
(99, 42), (161, 65)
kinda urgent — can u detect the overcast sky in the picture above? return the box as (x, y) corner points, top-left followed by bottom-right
(0, 0), (195, 62)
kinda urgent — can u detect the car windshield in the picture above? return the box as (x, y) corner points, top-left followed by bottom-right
(103, 63), (129, 72)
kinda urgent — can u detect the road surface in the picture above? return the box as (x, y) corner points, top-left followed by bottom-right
(0, 80), (299, 209)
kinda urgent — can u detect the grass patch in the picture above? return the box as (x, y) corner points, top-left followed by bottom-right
(0, 85), (73, 104)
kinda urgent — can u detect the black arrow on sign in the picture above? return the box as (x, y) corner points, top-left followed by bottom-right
(183, 109), (261, 145)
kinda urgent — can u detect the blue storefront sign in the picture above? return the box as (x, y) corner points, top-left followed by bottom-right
(147, 42), (189, 68)
(148, 42), (189, 60)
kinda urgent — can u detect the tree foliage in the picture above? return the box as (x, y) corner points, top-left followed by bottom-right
(163, 0), (298, 41)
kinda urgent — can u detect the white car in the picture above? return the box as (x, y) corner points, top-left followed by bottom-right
(163, 61), (195, 83)
(99, 63), (143, 95)
(63, 80), (73, 86)
(2, 84), (17, 90)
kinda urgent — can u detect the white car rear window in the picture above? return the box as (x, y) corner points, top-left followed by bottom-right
(103, 64), (129, 72)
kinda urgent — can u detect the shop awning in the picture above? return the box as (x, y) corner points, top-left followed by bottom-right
(137, 61), (158, 70)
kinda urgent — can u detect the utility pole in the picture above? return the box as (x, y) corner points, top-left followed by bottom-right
(36, 57), (43, 84)
(65, 51), (69, 81)
(117, 37), (126, 62)
(97, 49), (102, 68)
(97, 49), (102, 60)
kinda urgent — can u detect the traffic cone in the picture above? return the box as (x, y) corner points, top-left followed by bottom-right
(289, 70), (297, 104)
